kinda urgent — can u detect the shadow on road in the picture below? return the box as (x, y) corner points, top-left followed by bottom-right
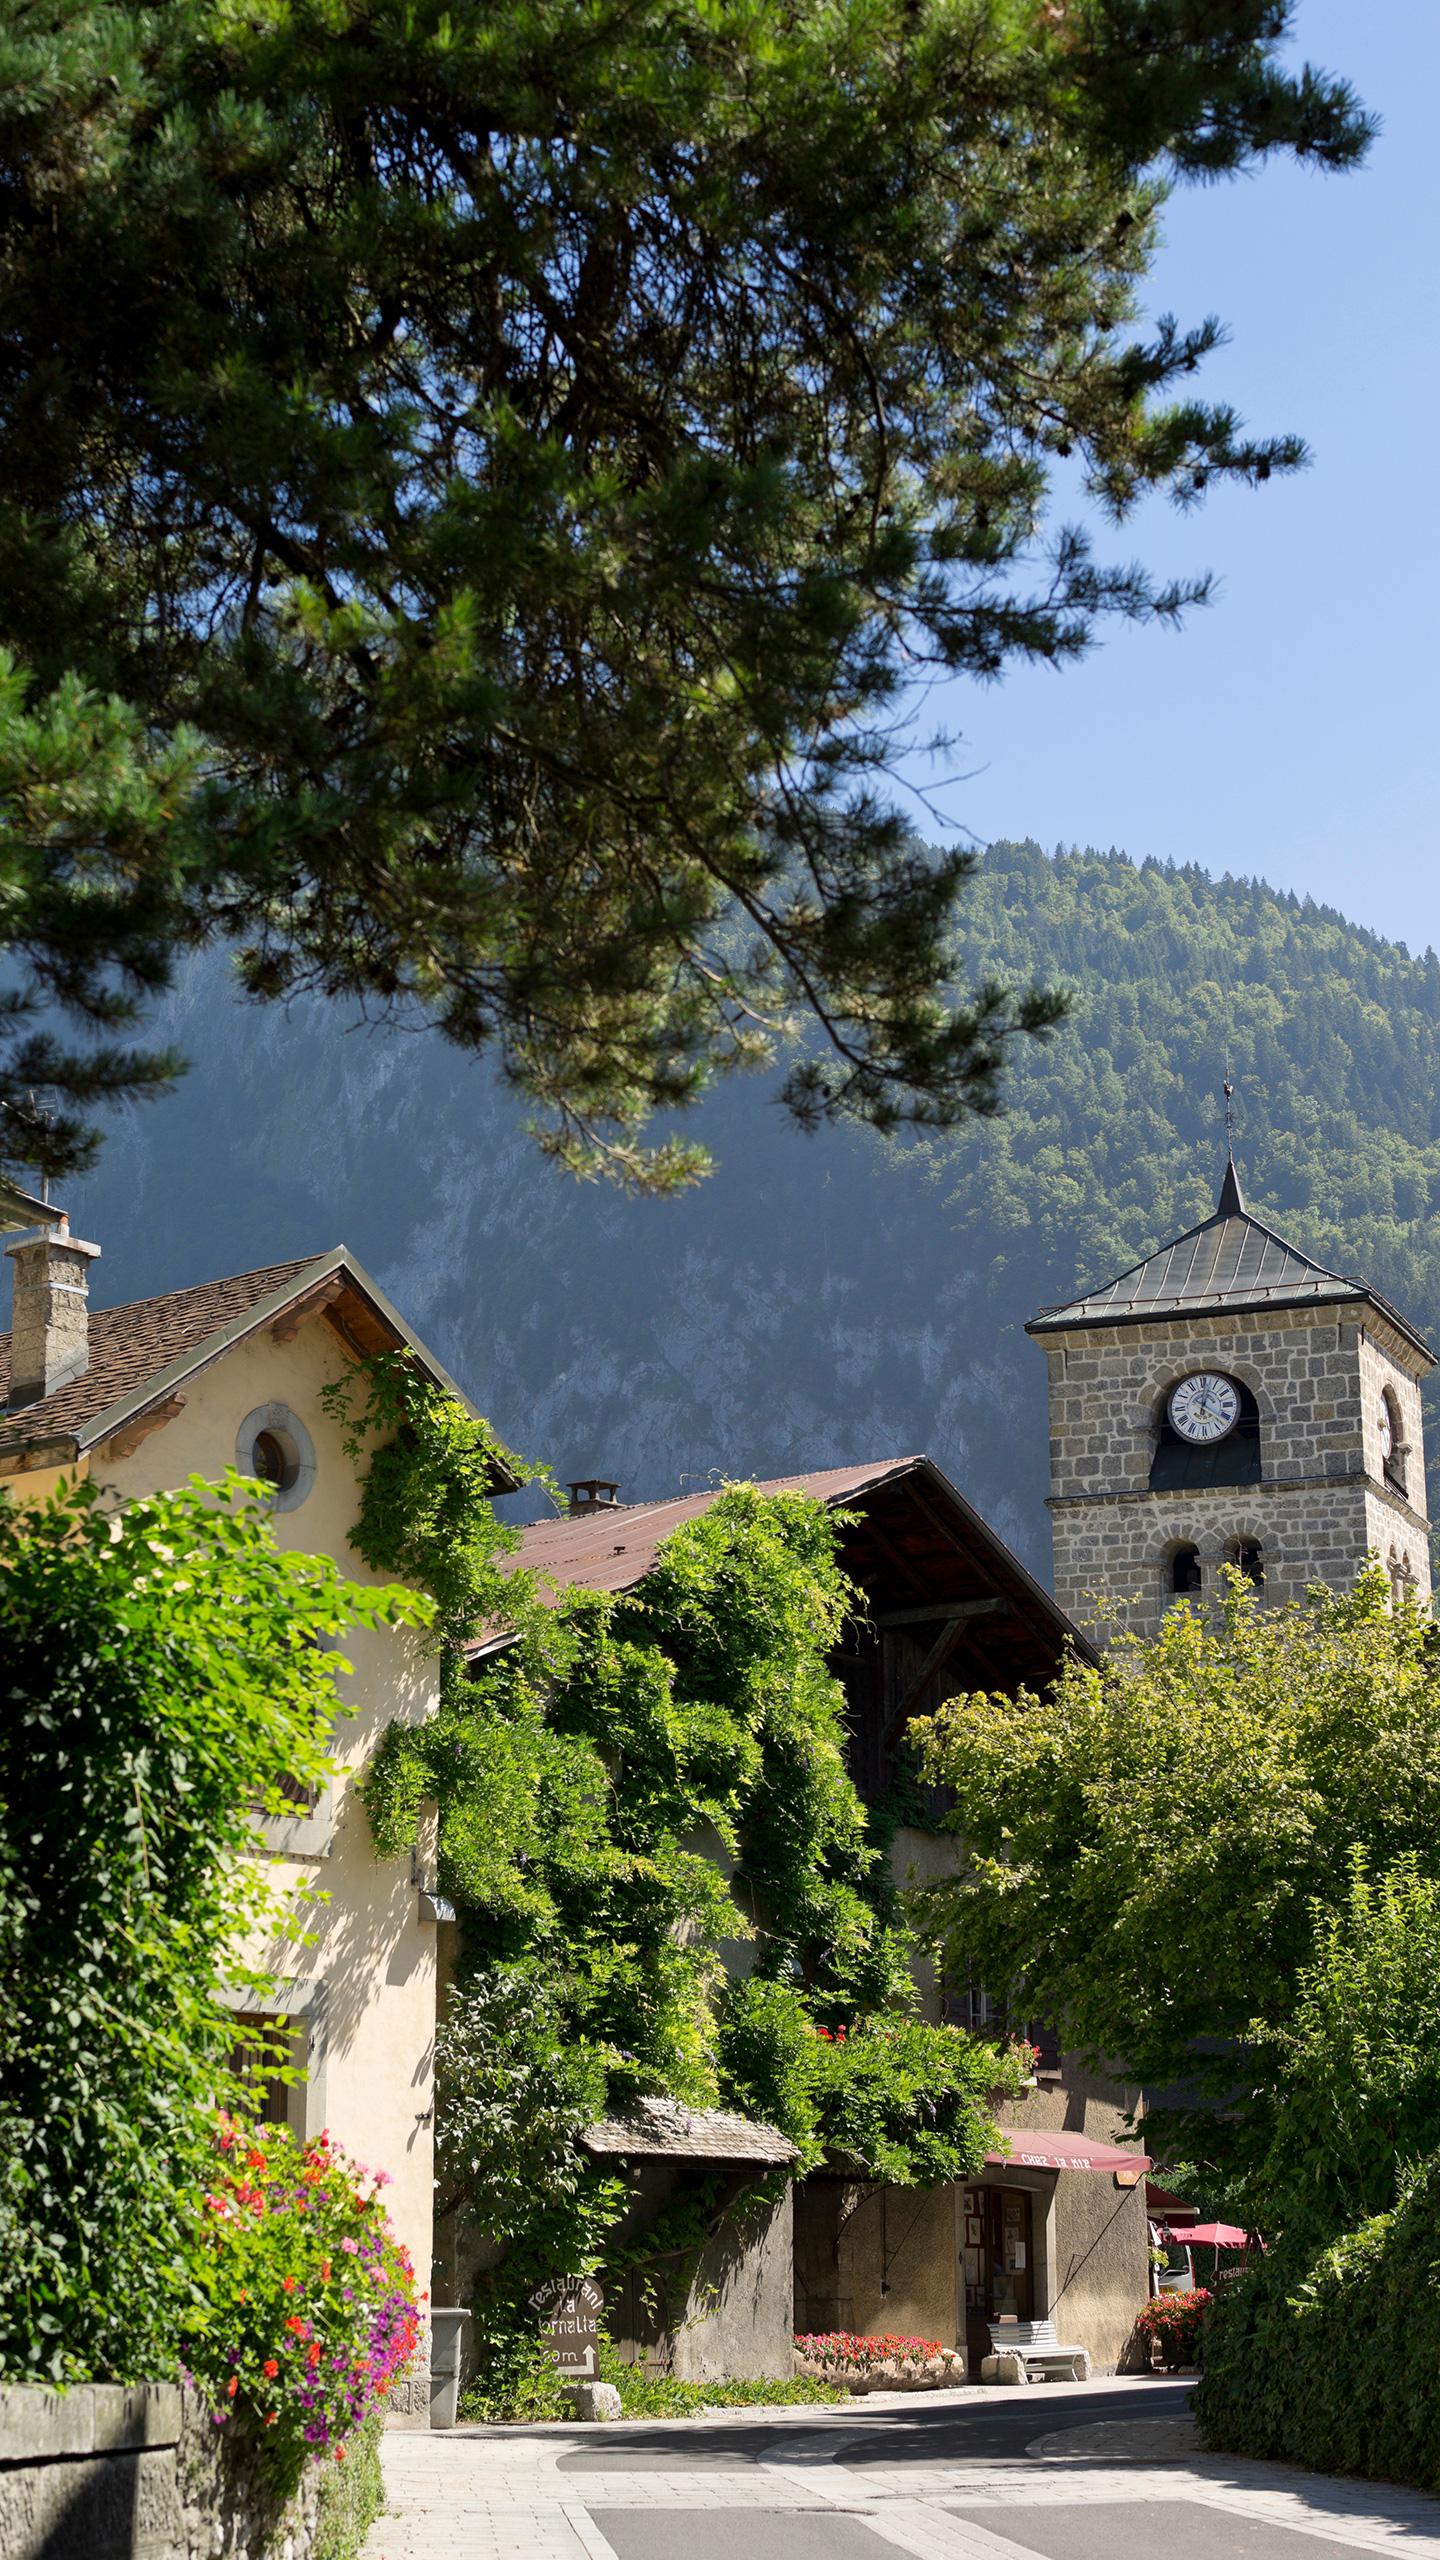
(555, 2375), (1195, 2473)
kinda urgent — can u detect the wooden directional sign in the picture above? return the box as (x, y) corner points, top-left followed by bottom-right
(529, 2275), (603, 2379)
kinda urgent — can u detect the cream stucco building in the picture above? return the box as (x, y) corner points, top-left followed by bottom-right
(0, 1205), (491, 2420)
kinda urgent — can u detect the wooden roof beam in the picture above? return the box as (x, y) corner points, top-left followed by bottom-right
(881, 1617), (973, 1752)
(97, 1395), (188, 1463)
(272, 1274), (348, 1344)
(876, 1597), (1006, 1630)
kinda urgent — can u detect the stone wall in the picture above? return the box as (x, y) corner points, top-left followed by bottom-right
(1040, 1302), (1430, 1637)
(794, 2178), (958, 2346)
(0, 2384), (337, 2560)
(605, 2174), (795, 2382)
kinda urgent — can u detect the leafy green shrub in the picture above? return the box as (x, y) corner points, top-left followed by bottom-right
(322, 1353), (544, 1647)
(0, 1474), (423, 2383)
(456, 2340), (576, 2426)
(718, 1983), (1023, 2181)
(184, 2124), (420, 2488)
(1198, 2161), (1440, 2491)
(597, 2335), (841, 2415)
(813, 2016), (1022, 2184)
(914, 1565), (1440, 2197)
(1246, 1854), (1440, 2251)
(1132, 2289), (1211, 2370)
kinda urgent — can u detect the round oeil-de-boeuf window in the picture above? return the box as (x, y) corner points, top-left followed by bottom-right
(235, 1403), (317, 1513)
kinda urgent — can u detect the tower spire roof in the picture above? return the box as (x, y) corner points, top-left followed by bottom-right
(1216, 1070), (1245, 1214)
(1027, 1165), (1431, 1360)
(1217, 1150), (1245, 1218)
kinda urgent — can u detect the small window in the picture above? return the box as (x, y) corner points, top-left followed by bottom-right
(943, 1973), (1003, 2035)
(1169, 1544), (1202, 1596)
(228, 2011), (300, 2129)
(1023, 2019), (1063, 2077)
(1389, 1546), (1417, 1606)
(1382, 1389), (1407, 1497)
(252, 1428), (298, 1493)
(1226, 1538), (1264, 1590)
(236, 1403), (317, 1514)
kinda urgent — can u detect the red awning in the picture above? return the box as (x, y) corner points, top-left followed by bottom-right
(1146, 2181), (1196, 2221)
(986, 2130), (1150, 2174)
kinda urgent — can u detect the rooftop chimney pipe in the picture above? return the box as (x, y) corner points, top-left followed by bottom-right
(5, 1214), (100, 1410)
(568, 1478), (620, 1516)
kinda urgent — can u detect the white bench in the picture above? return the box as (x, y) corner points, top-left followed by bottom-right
(984, 2319), (1090, 2384)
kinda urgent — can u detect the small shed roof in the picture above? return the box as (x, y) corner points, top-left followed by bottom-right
(581, 2097), (797, 2167)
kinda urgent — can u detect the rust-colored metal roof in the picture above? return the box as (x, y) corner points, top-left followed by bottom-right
(581, 2097), (796, 2167)
(508, 1459), (925, 1603)
(481, 1454), (1091, 1673)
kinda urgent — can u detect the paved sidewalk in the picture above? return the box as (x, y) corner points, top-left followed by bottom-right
(360, 2377), (1440, 2560)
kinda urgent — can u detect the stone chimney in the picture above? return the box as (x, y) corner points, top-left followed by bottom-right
(568, 1478), (621, 1516)
(5, 1215), (101, 1410)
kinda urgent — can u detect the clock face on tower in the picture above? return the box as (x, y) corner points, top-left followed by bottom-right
(1168, 1372), (1241, 1446)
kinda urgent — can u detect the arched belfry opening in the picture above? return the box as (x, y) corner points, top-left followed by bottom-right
(1167, 1542), (1202, 1598)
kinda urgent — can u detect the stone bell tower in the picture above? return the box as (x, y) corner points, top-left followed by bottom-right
(1027, 1152), (1434, 1636)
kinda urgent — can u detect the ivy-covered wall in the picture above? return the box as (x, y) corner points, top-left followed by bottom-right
(324, 1356), (1024, 2399)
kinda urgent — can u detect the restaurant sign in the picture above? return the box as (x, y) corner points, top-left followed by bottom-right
(529, 2275), (604, 2379)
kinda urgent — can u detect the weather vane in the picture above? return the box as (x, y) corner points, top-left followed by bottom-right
(1223, 1068), (1236, 1156)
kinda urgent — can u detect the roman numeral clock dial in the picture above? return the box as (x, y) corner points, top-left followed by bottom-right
(1168, 1372), (1241, 1445)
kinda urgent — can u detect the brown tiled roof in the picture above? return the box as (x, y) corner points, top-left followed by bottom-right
(0, 1255), (327, 1452)
(581, 2098), (796, 2167)
(505, 1460), (923, 1604)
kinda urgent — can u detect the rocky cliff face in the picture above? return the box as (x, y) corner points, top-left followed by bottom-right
(67, 837), (1440, 1583)
(64, 951), (1054, 1570)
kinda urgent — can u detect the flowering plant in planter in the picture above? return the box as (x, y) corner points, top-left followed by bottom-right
(183, 2119), (422, 2486)
(794, 2330), (966, 2391)
(1133, 2287), (1212, 2369)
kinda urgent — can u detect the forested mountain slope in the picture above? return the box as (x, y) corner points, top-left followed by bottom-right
(927, 841), (1440, 1334)
(66, 842), (1440, 1577)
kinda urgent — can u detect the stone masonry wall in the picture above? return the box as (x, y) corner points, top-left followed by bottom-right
(0, 2385), (329, 2560)
(1041, 1300), (1430, 1638)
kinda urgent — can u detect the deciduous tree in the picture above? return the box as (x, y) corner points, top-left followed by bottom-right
(912, 1568), (1440, 2198)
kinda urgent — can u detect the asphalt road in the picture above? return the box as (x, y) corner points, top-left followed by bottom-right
(554, 2379), (1186, 2472)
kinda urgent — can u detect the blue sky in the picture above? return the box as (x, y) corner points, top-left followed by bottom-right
(918, 0), (1439, 955)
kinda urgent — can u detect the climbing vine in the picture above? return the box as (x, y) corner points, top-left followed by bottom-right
(328, 1357), (1022, 2396)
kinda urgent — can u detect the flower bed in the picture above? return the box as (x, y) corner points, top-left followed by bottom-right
(794, 2330), (966, 2393)
(183, 2120), (422, 2487)
(1133, 2287), (1212, 2370)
